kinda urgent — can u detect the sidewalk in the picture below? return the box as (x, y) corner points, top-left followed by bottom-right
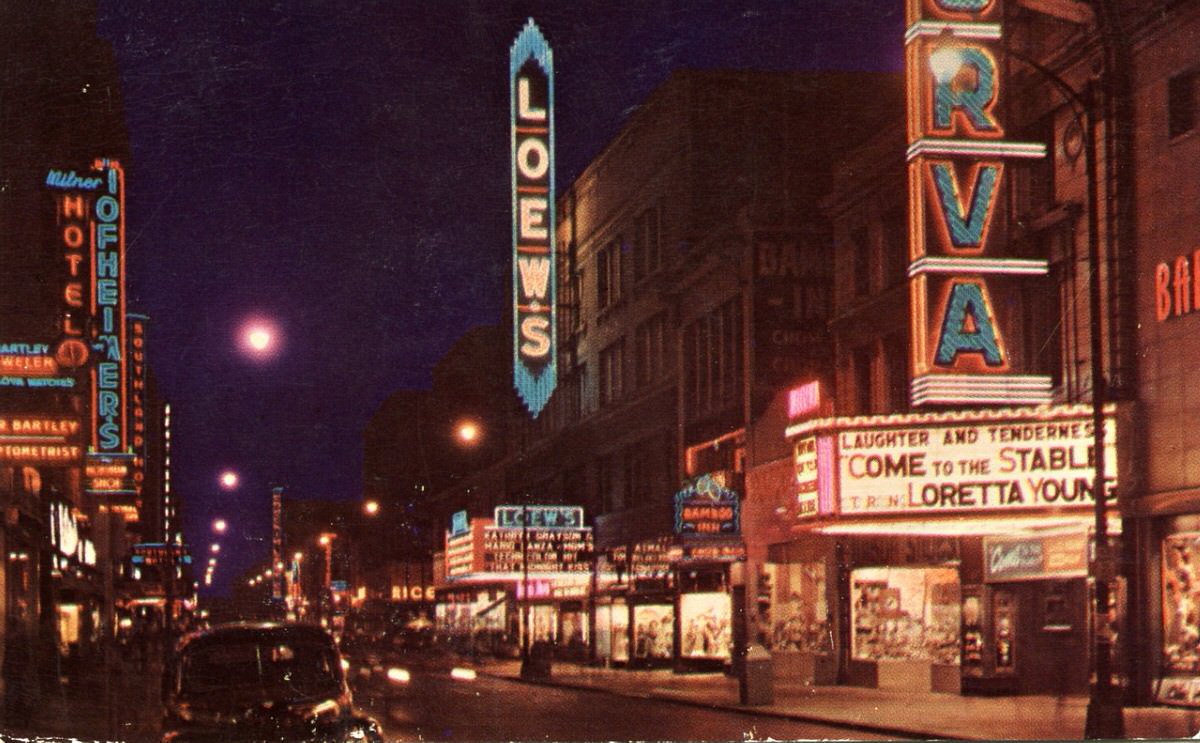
(2, 652), (163, 742)
(477, 658), (1200, 740)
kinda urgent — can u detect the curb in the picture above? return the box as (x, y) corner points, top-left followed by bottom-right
(476, 668), (962, 740)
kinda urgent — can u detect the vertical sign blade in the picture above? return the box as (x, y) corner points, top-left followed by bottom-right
(511, 18), (556, 417)
(272, 486), (283, 600)
(905, 0), (1051, 406)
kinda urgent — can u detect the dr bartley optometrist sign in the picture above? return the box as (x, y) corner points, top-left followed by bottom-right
(836, 405), (1117, 515)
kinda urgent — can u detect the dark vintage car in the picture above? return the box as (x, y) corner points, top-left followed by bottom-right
(162, 622), (383, 742)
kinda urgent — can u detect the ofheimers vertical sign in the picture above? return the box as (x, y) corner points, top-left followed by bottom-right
(906, 0), (1050, 406)
(90, 159), (128, 452)
(511, 19), (556, 417)
(86, 159), (135, 502)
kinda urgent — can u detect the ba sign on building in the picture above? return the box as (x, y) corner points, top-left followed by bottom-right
(905, 0), (1050, 405)
(510, 18), (556, 417)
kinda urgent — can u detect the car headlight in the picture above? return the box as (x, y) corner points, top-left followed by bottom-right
(386, 667), (411, 684)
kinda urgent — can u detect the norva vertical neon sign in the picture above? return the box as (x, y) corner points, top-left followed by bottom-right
(511, 18), (556, 417)
(905, 0), (1051, 406)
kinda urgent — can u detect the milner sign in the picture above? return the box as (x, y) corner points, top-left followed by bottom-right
(905, 0), (1050, 405)
(510, 19), (556, 417)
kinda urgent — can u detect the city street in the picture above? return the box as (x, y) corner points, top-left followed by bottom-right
(350, 669), (898, 742)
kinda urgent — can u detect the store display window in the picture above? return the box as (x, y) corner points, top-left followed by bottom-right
(632, 604), (673, 660)
(595, 604), (613, 661)
(612, 601), (629, 662)
(1162, 533), (1200, 674)
(561, 609), (588, 653)
(850, 567), (960, 664)
(529, 604), (557, 643)
(764, 561), (831, 653)
(680, 592), (731, 660)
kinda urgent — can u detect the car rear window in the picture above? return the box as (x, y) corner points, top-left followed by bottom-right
(180, 636), (341, 698)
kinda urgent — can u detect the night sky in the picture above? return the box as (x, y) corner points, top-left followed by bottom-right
(91, 1), (903, 594)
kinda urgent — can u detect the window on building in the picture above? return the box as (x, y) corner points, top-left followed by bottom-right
(851, 224), (872, 297)
(599, 339), (625, 406)
(881, 207), (908, 289)
(683, 298), (744, 417)
(1028, 262), (1065, 389)
(884, 333), (909, 412)
(597, 237), (626, 309)
(635, 312), (668, 388)
(598, 454), (622, 514)
(794, 282), (828, 322)
(597, 247), (611, 309)
(634, 207), (661, 282)
(1169, 70), (1198, 140)
(853, 345), (874, 415)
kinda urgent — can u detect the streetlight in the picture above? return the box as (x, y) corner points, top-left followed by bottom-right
(455, 419), (481, 445)
(212, 518), (227, 534)
(210, 543), (220, 554)
(363, 500), (379, 516)
(930, 38), (1121, 738)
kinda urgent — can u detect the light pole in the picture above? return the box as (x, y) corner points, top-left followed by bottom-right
(930, 38), (1121, 738)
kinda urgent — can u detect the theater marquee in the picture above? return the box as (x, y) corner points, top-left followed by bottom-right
(835, 406), (1117, 516)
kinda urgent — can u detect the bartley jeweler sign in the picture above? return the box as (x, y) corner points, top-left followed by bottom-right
(831, 405), (1117, 516)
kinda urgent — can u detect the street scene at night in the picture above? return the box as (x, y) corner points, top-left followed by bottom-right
(4, 0), (1200, 741)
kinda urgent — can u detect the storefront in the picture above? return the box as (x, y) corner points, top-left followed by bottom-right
(594, 536), (675, 667)
(1153, 522), (1200, 705)
(670, 472), (743, 671)
(436, 506), (593, 658)
(772, 403), (1124, 695)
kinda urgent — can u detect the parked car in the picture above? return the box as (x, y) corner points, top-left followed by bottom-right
(162, 621), (383, 742)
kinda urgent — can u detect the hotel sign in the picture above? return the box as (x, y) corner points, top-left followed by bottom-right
(905, 0), (1050, 405)
(510, 18), (556, 417)
(837, 407), (1116, 516)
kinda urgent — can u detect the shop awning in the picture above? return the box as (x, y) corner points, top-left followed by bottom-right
(814, 512), (1120, 537)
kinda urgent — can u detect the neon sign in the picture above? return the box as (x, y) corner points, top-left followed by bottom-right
(674, 473), (740, 536)
(89, 159), (128, 452)
(906, 0), (1051, 405)
(0, 416), (82, 464)
(129, 315), (147, 501)
(789, 404), (1119, 516)
(1154, 249), (1200, 322)
(495, 504), (582, 529)
(510, 18), (556, 417)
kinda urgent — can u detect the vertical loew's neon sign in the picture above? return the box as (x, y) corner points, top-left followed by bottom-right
(511, 18), (556, 417)
(906, 0), (1050, 406)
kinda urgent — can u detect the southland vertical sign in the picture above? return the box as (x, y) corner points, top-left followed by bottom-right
(511, 19), (556, 417)
(905, 0), (1051, 406)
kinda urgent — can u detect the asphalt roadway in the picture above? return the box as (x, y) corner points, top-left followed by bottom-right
(348, 663), (905, 742)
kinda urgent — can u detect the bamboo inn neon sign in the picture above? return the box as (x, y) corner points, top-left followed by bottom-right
(511, 19), (556, 417)
(906, 0), (1050, 405)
